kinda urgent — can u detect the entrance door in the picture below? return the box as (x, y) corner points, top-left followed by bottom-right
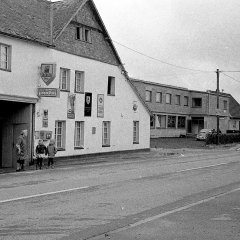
(12, 124), (28, 169)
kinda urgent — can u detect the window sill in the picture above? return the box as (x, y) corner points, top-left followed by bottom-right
(102, 145), (110, 147)
(0, 68), (11, 72)
(60, 89), (70, 92)
(107, 94), (115, 96)
(57, 148), (65, 151)
(191, 106), (202, 108)
(74, 147), (84, 150)
(74, 91), (84, 94)
(133, 142), (139, 144)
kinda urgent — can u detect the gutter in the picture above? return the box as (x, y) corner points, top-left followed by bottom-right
(0, 31), (54, 48)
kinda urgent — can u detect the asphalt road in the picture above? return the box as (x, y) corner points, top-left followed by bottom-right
(0, 148), (240, 240)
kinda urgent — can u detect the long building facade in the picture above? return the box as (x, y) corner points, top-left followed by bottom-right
(0, 0), (150, 169)
(132, 79), (232, 138)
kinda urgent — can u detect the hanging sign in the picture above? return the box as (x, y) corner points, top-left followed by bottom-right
(84, 92), (92, 117)
(97, 94), (104, 118)
(40, 63), (56, 86)
(67, 93), (76, 119)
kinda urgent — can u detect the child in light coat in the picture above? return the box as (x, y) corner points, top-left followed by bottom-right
(46, 139), (57, 168)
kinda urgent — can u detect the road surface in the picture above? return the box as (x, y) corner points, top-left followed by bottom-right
(0, 148), (240, 239)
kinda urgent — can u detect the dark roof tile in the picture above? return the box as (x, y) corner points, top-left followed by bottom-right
(0, 0), (51, 44)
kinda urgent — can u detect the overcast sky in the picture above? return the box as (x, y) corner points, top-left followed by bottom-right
(93, 0), (240, 102)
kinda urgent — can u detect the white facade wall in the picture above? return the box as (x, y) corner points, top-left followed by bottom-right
(0, 36), (150, 158)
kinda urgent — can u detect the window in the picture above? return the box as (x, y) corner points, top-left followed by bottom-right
(107, 76), (115, 95)
(233, 120), (237, 128)
(167, 116), (176, 128)
(74, 121), (84, 148)
(192, 98), (202, 108)
(76, 26), (92, 43)
(55, 121), (66, 149)
(133, 121), (139, 144)
(0, 43), (11, 71)
(175, 95), (180, 105)
(223, 100), (227, 110)
(146, 90), (152, 102)
(166, 93), (172, 104)
(156, 115), (166, 128)
(156, 92), (162, 103)
(177, 116), (186, 128)
(75, 71), (84, 93)
(60, 68), (70, 91)
(150, 115), (155, 128)
(102, 121), (111, 146)
(184, 96), (189, 106)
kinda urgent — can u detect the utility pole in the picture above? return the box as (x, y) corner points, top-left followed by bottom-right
(216, 69), (220, 145)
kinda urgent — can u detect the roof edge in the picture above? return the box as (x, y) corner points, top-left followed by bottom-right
(0, 31), (53, 47)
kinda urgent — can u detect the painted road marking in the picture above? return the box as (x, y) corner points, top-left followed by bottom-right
(175, 162), (233, 173)
(90, 187), (240, 239)
(0, 186), (89, 204)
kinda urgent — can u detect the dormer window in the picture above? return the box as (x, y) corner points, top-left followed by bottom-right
(76, 26), (92, 43)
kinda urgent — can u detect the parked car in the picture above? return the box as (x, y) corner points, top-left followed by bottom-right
(196, 129), (213, 141)
(196, 128), (222, 141)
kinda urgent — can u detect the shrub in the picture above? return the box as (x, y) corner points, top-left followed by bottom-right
(206, 133), (240, 145)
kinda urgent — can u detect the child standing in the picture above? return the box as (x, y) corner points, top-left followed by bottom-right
(46, 139), (57, 168)
(35, 139), (47, 170)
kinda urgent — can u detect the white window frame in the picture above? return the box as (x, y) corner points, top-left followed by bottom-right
(156, 92), (162, 103)
(102, 121), (111, 146)
(184, 96), (189, 106)
(74, 121), (84, 148)
(55, 121), (66, 150)
(167, 115), (176, 128)
(107, 76), (115, 95)
(175, 95), (180, 105)
(166, 93), (172, 104)
(0, 43), (11, 71)
(223, 100), (228, 110)
(60, 68), (70, 91)
(75, 71), (84, 93)
(146, 90), (152, 102)
(133, 121), (139, 144)
(156, 115), (166, 129)
(76, 26), (92, 43)
(177, 116), (186, 128)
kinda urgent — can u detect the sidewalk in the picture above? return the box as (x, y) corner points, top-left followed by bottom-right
(1, 143), (239, 175)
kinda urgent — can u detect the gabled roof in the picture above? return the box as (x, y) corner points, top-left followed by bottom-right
(0, 0), (51, 45)
(229, 95), (240, 119)
(52, 0), (87, 40)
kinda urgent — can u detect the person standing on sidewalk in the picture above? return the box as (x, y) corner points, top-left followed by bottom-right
(46, 139), (57, 169)
(16, 129), (28, 172)
(35, 139), (47, 170)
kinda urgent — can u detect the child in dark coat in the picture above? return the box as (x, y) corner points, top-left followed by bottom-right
(46, 139), (57, 168)
(35, 139), (47, 170)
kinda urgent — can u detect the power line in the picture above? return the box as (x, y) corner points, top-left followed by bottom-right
(112, 40), (214, 73)
(222, 72), (240, 83)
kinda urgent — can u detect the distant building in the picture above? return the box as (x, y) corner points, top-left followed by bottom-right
(131, 79), (232, 138)
(229, 95), (240, 131)
(0, 0), (150, 169)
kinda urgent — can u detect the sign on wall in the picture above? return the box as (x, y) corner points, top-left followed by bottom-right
(97, 94), (104, 118)
(84, 92), (92, 117)
(42, 109), (48, 128)
(40, 63), (56, 86)
(38, 88), (59, 97)
(67, 93), (76, 119)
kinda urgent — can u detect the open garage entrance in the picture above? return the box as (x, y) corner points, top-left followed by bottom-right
(0, 100), (34, 169)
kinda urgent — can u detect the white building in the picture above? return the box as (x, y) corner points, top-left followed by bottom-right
(0, 0), (150, 168)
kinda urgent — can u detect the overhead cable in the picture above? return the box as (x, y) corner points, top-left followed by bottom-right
(112, 40), (214, 73)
